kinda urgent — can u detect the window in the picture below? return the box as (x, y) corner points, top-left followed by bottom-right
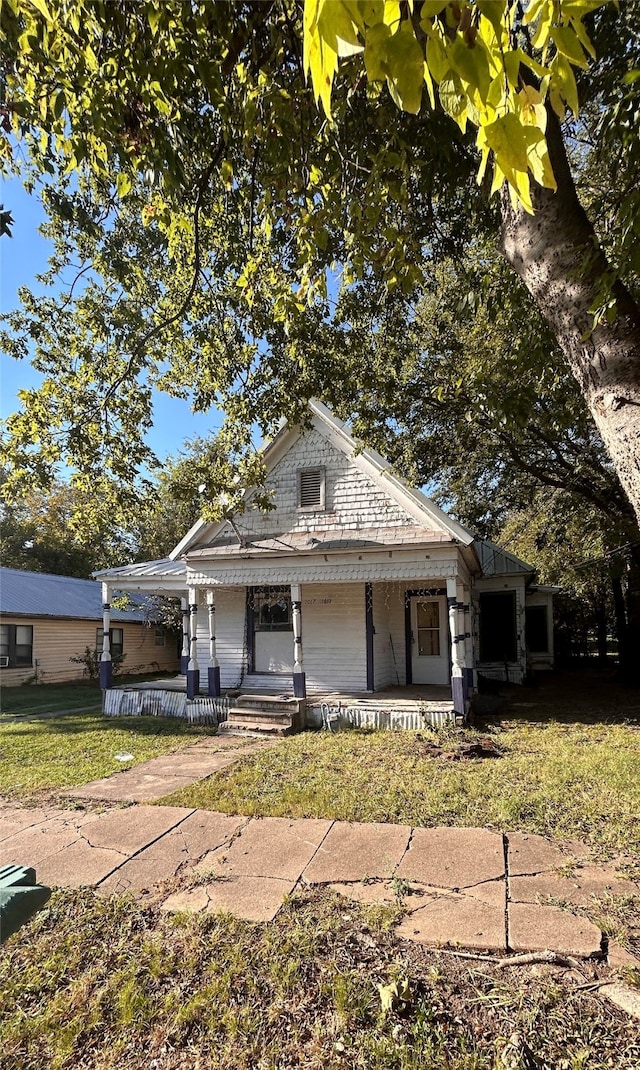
(253, 590), (292, 632)
(154, 627), (166, 647)
(416, 601), (441, 656)
(96, 627), (124, 658)
(0, 624), (33, 668)
(479, 592), (517, 662)
(298, 467), (325, 510)
(526, 606), (549, 653)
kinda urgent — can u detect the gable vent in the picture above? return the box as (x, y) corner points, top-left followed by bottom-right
(298, 467), (325, 510)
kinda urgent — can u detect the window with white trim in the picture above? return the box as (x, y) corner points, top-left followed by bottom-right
(154, 627), (166, 647)
(298, 467), (325, 511)
(96, 627), (124, 658)
(0, 624), (33, 668)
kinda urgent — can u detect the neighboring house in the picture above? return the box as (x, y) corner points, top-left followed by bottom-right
(94, 401), (555, 715)
(0, 568), (179, 686)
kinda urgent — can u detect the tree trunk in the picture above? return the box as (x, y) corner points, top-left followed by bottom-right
(499, 106), (640, 524)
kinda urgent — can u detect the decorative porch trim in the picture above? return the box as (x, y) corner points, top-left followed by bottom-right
(403, 587), (447, 686)
(365, 582), (374, 691)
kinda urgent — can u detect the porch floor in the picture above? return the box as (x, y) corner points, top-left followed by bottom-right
(115, 677), (453, 709)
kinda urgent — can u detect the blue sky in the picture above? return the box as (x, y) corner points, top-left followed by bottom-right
(1, 176), (224, 464)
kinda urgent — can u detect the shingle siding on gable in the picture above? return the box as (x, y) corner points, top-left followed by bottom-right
(234, 428), (418, 538)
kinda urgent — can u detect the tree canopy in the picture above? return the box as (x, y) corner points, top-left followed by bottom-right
(1, 0), (640, 525)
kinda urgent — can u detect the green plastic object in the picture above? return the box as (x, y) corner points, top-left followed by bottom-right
(0, 864), (51, 943)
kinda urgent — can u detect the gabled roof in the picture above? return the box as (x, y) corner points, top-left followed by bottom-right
(473, 540), (535, 577)
(0, 567), (153, 621)
(170, 399), (475, 560)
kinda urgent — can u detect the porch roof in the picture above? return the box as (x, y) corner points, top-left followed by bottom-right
(188, 524), (453, 559)
(94, 558), (187, 584)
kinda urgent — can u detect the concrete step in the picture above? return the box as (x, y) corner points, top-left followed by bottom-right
(219, 718), (292, 737)
(235, 695), (301, 714)
(228, 707), (293, 726)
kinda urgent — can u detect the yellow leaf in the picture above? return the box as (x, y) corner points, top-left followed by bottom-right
(425, 34), (449, 83)
(551, 25), (589, 69)
(26, 0), (52, 21)
(423, 60), (435, 109)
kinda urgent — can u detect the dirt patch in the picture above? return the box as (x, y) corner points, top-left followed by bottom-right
(414, 733), (504, 760)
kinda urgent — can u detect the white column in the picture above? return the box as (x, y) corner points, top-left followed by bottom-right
(180, 597), (190, 673)
(100, 582), (112, 689)
(188, 589), (199, 672)
(206, 589), (221, 696)
(291, 582), (306, 698)
(186, 587), (200, 699)
(447, 577), (464, 715)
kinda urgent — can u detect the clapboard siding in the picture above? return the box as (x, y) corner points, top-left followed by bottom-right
(373, 584), (393, 689)
(301, 583), (367, 692)
(232, 427), (417, 539)
(0, 617), (179, 687)
(194, 587), (246, 689)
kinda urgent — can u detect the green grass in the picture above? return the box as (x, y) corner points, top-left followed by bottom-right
(160, 715), (640, 869)
(0, 681), (103, 716)
(2, 887), (639, 1070)
(0, 712), (215, 801)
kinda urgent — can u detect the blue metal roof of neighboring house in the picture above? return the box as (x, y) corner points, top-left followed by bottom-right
(0, 567), (153, 622)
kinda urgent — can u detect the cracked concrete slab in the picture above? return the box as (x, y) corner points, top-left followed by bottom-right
(161, 874), (295, 922)
(404, 878), (506, 909)
(79, 805), (193, 854)
(509, 901), (603, 956)
(302, 821), (411, 883)
(98, 811), (246, 893)
(1, 823), (84, 867)
(396, 891), (507, 951)
(395, 827), (505, 888)
(36, 840), (126, 888)
(506, 832), (572, 876)
(510, 866), (638, 907)
(329, 880), (401, 906)
(198, 816), (333, 882)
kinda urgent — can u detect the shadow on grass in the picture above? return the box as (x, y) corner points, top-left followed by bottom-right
(0, 713), (217, 741)
(476, 668), (640, 730)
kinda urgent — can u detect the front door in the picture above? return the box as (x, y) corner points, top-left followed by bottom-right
(252, 589), (293, 672)
(410, 596), (449, 685)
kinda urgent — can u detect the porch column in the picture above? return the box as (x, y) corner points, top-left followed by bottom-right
(180, 597), (190, 674)
(447, 577), (464, 716)
(462, 585), (474, 698)
(206, 590), (221, 697)
(99, 582), (113, 690)
(291, 583), (306, 699)
(187, 588), (200, 699)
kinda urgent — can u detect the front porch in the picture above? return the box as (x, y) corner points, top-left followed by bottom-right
(104, 676), (456, 731)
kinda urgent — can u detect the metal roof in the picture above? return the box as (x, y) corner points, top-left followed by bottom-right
(92, 559), (187, 583)
(0, 567), (156, 621)
(473, 540), (535, 577)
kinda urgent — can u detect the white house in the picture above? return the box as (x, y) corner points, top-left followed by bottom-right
(94, 401), (555, 721)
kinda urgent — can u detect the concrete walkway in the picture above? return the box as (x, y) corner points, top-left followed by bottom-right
(1, 741), (638, 966)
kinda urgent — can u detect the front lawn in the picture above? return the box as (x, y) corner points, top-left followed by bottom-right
(0, 681), (102, 717)
(161, 676), (640, 872)
(0, 713), (215, 802)
(2, 887), (639, 1070)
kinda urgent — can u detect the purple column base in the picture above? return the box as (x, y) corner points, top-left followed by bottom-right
(208, 665), (221, 697)
(451, 675), (465, 716)
(180, 655), (189, 674)
(463, 667), (474, 699)
(186, 669), (200, 700)
(293, 672), (306, 699)
(99, 660), (113, 690)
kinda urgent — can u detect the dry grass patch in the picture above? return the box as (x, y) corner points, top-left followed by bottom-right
(1, 887), (639, 1070)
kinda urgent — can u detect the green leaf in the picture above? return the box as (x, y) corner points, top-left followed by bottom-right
(382, 22), (425, 114)
(425, 34), (449, 84)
